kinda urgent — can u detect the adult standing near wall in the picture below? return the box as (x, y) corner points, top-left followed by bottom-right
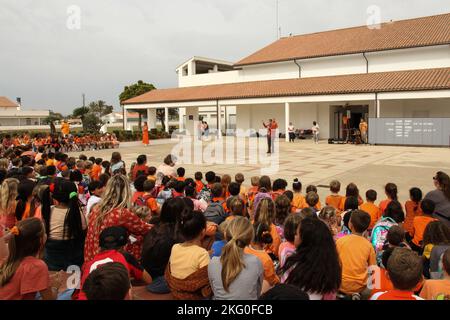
(312, 121), (320, 144)
(142, 122), (149, 146)
(263, 119), (278, 154)
(359, 118), (368, 144)
(424, 171), (450, 227)
(288, 122), (295, 143)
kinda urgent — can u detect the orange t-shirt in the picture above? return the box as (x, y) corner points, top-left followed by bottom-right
(145, 197), (159, 214)
(370, 266), (394, 297)
(420, 279), (450, 300)
(291, 193), (306, 212)
(266, 224), (281, 258)
(412, 215), (437, 246)
(91, 164), (102, 181)
(177, 177), (186, 182)
(336, 234), (376, 294)
(244, 246), (280, 286)
(325, 194), (343, 211)
(404, 201), (423, 236)
(360, 202), (382, 230)
(378, 199), (392, 214)
(371, 290), (423, 300)
(195, 180), (204, 193)
(46, 159), (55, 166)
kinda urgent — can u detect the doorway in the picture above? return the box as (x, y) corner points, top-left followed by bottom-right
(332, 105), (369, 141)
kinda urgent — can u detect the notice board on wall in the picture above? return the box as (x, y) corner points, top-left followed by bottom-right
(368, 118), (450, 146)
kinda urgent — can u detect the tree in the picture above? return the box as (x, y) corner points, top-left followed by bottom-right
(72, 101), (113, 133)
(43, 111), (63, 135)
(156, 108), (179, 132)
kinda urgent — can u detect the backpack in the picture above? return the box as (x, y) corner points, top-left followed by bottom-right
(204, 201), (227, 225)
(371, 217), (396, 265)
(198, 186), (212, 203)
(134, 193), (152, 207)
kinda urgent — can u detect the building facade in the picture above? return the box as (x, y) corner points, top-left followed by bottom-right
(0, 96), (49, 130)
(123, 13), (450, 145)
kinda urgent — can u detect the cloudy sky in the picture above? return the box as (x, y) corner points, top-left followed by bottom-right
(0, 0), (448, 114)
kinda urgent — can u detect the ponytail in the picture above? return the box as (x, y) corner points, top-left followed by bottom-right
(63, 192), (83, 240)
(220, 217), (253, 292)
(254, 221), (273, 245)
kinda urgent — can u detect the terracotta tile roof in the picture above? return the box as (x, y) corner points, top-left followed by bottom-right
(235, 13), (450, 66)
(123, 68), (450, 105)
(0, 96), (19, 108)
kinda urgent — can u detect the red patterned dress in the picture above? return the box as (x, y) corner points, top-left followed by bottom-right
(84, 207), (152, 262)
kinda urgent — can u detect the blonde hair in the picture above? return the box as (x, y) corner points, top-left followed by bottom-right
(0, 178), (19, 215)
(250, 176), (260, 187)
(220, 217), (254, 292)
(0, 158), (9, 171)
(95, 174), (131, 226)
(254, 197), (275, 226)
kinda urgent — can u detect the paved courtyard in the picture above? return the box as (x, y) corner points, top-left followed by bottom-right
(69, 138), (450, 204)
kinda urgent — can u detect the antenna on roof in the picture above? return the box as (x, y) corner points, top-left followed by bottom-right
(276, 0), (280, 39)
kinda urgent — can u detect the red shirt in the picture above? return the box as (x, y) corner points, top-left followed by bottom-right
(77, 249), (143, 300)
(132, 164), (149, 181)
(195, 180), (204, 193)
(84, 207), (152, 262)
(371, 289), (423, 300)
(0, 256), (49, 300)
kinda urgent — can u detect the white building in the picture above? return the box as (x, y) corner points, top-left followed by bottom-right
(0, 96), (49, 129)
(123, 13), (450, 145)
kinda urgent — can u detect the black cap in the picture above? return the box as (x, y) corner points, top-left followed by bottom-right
(99, 226), (128, 250)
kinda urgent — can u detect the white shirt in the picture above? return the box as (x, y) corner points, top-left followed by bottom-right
(288, 125), (295, 133)
(312, 125), (320, 134)
(86, 195), (101, 218)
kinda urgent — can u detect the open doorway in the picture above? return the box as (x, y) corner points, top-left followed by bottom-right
(331, 105), (369, 142)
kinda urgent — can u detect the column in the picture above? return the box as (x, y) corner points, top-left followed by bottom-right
(376, 98), (381, 118)
(38, 118), (41, 125)
(178, 108), (184, 131)
(217, 104), (222, 139)
(123, 107), (128, 130)
(285, 102), (290, 142)
(147, 108), (157, 129)
(164, 107), (169, 133)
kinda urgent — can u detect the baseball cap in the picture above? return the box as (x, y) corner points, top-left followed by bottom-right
(99, 226), (128, 250)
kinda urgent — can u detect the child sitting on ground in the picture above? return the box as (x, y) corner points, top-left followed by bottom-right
(244, 221), (280, 289)
(235, 173), (247, 202)
(0, 218), (62, 300)
(305, 191), (320, 215)
(77, 226), (152, 300)
(226, 197), (246, 221)
(410, 199), (438, 253)
(404, 187), (423, 240)
(274, 194), (291, 240)
(254, 197), (281, 259)
(325, 180), (343, 211)
(420, 248), (450, 300)
(371, 248), (423, 300)
(177, 167), (186, 182)
(360, 189), (382, 232)
(194, 172), (204, 193)
(318, 206), (340, 238)
(246, 176), (260, 214)
(166, 210), (211, 300)
(82, 262), (132, 300)
(278, 214), (302, 268)
(379, 183), (398, 214)
(291, 178), (306, 213)
(306, 185), (321, 210)
(86, 180), (106, 218)
(336, 210), (376, 298)
(147, 166), (157, 183)
(210, 220), (230, 257)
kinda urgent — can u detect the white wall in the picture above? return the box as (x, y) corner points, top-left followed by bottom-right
(368, 45), (450, 73)
(380, 98), (450, 118)
(177, 45), (449, 88)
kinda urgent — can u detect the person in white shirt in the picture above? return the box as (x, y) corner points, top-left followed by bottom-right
(288, 122), (295, 143)
(86, 180), (106, 218)
(312, 121), (320, 144)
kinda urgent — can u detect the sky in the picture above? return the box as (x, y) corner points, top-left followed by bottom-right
(0, 0), (448, 115)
